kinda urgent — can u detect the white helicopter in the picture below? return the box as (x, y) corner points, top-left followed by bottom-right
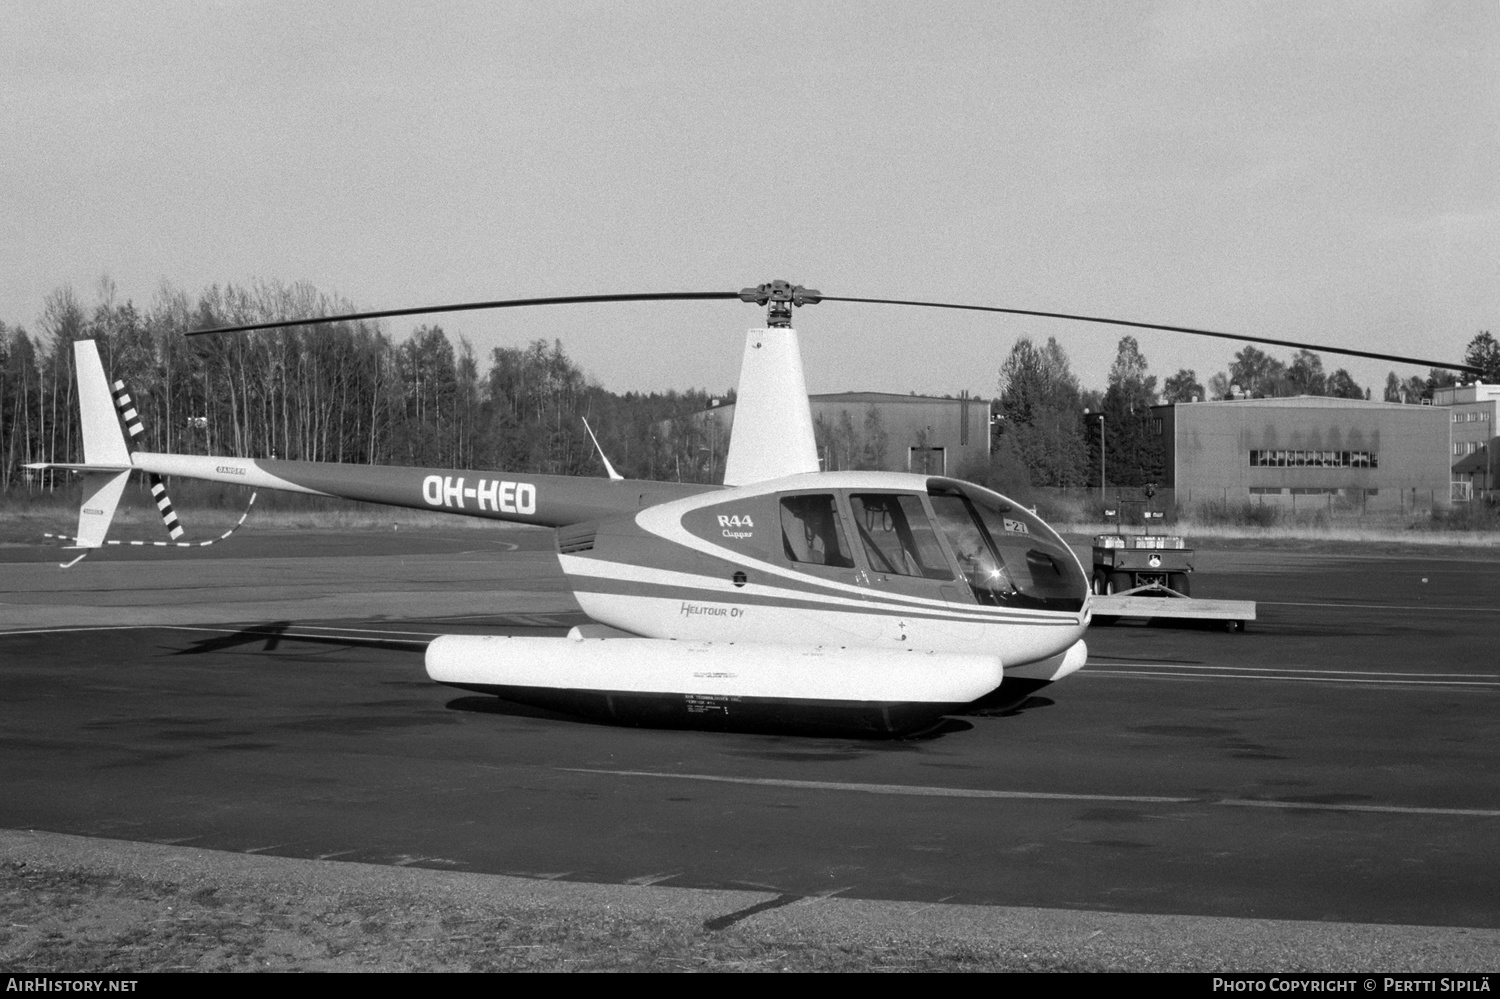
(30, 281), (1478, 736)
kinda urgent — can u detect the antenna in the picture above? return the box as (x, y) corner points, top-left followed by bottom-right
(581, 418), (624, 481)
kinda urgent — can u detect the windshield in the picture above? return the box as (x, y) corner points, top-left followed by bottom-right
(928, 484), (1086, 611)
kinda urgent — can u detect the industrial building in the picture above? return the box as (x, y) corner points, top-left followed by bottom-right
(693, 392), (991, 475)
(1433, 382), (1499, 497)
(1153, 396), (1453, 512)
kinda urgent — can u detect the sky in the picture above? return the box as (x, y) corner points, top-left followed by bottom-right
(2, 0), (1496, 400)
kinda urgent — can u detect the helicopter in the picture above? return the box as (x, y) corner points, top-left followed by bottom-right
(29, 281), (1480, 737)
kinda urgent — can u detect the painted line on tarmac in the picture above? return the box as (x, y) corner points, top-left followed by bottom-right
(0, 623), (445, 640)
(568, 770), (1500, 818)
(1081, 668), (1500, 687)
(1087, 662), (1497, 679)
(2, 620), (573, 638)
(1219, 798), (1500, 818)
(563, 769), (1194, 804)
(1259, 599), (1500, 614)
(0, 625), (149, 636)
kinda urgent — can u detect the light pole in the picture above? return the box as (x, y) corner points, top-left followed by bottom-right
(1085, 410), (1106, 502)
(1488, 433), (1495, 502)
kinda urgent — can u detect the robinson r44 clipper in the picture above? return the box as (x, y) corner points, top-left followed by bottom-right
(30, 281), (1477, 736)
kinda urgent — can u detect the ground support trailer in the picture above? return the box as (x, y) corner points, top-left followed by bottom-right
(1088, 534), (1256, 632)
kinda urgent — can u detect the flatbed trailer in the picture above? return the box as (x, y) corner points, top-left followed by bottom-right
(1087, 533), (1256, 631)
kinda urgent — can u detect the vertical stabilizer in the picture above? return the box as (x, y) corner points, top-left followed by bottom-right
(74, 340), (132, 467)
(722, 327), (820, 486)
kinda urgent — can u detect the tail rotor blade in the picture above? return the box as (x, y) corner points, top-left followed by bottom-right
(111, 379), (146, 441)
(148, 473), (185, 541)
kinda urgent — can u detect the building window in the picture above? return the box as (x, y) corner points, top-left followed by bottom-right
(1454, 412), (1463, 423)
(1250, 449), (1377, 468)
(907, 447), (946, 475)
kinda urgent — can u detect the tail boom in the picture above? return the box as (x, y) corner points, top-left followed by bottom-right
(130, 453), (715, 528)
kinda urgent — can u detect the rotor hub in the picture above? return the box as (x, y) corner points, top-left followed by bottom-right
(738, 280), (822, 328)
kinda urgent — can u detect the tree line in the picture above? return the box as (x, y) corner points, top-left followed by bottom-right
(4, 277), (1493, 498)
(0, 279), (732, 492)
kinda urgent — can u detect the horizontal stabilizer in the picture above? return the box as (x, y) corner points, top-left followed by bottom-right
(24, 462), (132, 474)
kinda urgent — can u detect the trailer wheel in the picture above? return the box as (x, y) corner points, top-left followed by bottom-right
(1225, 619), (1245, 633)
(1106, 572), (1132, 595)
(1092, 572), (1107, 595)
(1168, 572), (1191, 597)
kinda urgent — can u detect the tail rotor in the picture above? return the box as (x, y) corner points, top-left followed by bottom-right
(109, 378), (188, 542)
(27, 340), (256, 566)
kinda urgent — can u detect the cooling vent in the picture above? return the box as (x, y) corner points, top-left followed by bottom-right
(556, 521), (598, 554)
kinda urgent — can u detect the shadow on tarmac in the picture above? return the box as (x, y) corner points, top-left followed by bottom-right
(171, 621), (430, 655)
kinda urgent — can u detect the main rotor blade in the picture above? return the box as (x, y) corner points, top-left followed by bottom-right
(187, 281), (1479, 375)
(820, 295), (1482, 375)
(186, 291), (743, 337)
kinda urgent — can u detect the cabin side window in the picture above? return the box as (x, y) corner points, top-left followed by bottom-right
(847, 493), (952, 580)
(779, 494), (855, 569)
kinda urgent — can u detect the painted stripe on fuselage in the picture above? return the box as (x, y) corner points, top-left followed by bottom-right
(558, 555), (1082, 627)
(565, 566), (1081, 629)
